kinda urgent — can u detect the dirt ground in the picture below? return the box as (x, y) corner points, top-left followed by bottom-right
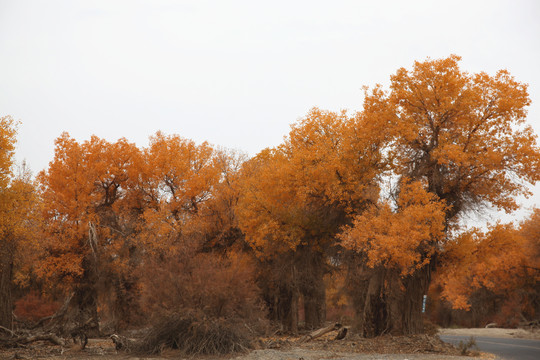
(3, 328), (529, 360)
(438, 327), (540, 340)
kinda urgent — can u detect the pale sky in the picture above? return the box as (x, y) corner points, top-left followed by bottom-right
(1, 0), (539, 225)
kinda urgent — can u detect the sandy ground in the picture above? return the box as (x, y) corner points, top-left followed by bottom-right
(7, 329), (537, 360)
(233, 348), (486, 360)
(0, 338), (484, 360)
(438, 327), (540, 340)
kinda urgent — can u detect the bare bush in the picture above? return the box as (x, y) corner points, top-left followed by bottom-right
(13, 291), (61, 323)
(141, 252), (266, 327)
(133, 251), (267, 354)
(133, 312), (252, 355)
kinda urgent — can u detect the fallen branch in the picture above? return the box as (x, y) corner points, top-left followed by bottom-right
(519, 320), (539, 329)
(0, 326), (16, 337)
(0, 333), (66, 347)
(2, 292), (95, 350)
(297, 323), (343, 343)
(30, 293), (74, 330)
(110, 334), (134, 352)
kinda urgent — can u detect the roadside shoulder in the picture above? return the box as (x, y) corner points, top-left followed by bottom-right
(438, 328), (540, 340)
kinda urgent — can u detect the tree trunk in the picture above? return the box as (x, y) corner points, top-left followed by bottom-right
(289, 287), (299, 334)
(271, 282), (298, 334)
(56, 226), (102, 338)
(67, 222), (100, 337)
(71, 281), (100, 337)
(298, 248), (326, 329)
(389, 264), (431, 335)
(112, 275), (141, 330)
(347, 259), (432, 337)
(350, 266), (386, 337)
(264, 262), (299, 334)
(302, 282), (326, 328)
(0, 246), (13, 329)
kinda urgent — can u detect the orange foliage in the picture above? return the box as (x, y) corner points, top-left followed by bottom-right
(0, 116), (17, 187)
(334, 55), (539, 334)
(0, 117), (28, 248)
(237, 108), (383, 256)
(37, 133), (141, 286)
(136, 132), (223, 255)
(437, 215), (540, 317)
(185, 149), (248, 252)
(364, 55), (539, 221)
(0, 117), (42, 327)
(341, 181), (446, 275)
(36, 130), (252, 328)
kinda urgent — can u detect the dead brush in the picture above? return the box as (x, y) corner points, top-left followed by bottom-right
(458, 336), (479, 356)
(135, 312), (252, 355)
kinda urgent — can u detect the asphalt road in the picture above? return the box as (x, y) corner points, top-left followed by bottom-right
(440, 335), (540, 360)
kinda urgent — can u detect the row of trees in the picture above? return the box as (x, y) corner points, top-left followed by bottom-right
(1, 55), (539, 338)
(432, 211), (540, 327)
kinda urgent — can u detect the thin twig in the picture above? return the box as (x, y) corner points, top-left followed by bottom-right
(0, 325), (16, 337)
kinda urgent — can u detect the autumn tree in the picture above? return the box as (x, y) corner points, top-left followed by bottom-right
(37, 133), (142, 333)
(0, 115), (18, 329)
(190, 148), (249, 253)
(85, 136), (145, 328)
(36, 130), (264, 335)
(341, 55), (540, 335)
(237, 109), (385, 331)
(135, 132), (221, 255)
(132, 134), (266, 332)
(518, 208), (540, 322)
(341, 181), (447, 335)
(237, 150), (303, 332)
(436, 210), (540, 327)
(0, 116), (39, 329)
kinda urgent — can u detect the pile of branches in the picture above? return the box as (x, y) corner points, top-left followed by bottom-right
(520, 319), (540, 330)
(0, 293), (96, 350)
(112, 312), (253, 355)
(0, 326), (66, 348)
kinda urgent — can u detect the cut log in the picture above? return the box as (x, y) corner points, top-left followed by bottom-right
(297, 323), (342, 343)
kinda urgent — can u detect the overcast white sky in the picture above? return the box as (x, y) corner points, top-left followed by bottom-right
(1, 0), (539, 225)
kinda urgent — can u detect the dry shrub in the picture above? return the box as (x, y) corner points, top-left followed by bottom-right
(492, 297), (524, 328)
(14, 291), (60, 322)
(458, 336), (479, 356)
(422, 319), (438, 336)
(138, 250), (267, 354)
(325, 271), (354, 324)
(136, 312), (251, 355)
(142, 251), (265, 322)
